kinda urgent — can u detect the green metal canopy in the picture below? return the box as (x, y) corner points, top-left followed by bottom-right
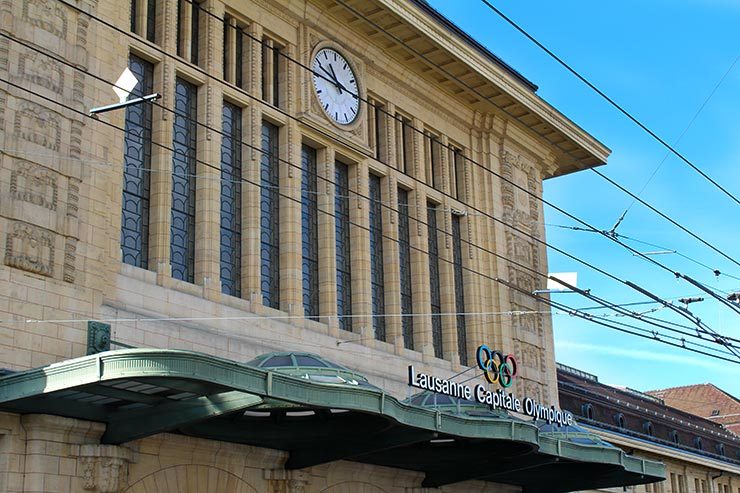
(0, 349), (664, 492)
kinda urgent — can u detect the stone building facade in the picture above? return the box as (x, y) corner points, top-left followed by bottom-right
(0, 0), (671, 491)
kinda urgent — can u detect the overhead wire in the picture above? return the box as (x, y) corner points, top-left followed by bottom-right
(610, 54), (740, 231)
(29, 4), (740, 343)
(476, 0), (740, 208)
(15, 1), (736, 358)
(4, 73), (733, 363)
(324, 0), (740, 272)
(547, 223), (740, 283)
(52, 0), (740, 313)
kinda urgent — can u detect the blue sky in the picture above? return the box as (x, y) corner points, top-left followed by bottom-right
(427, 0), (740, 394)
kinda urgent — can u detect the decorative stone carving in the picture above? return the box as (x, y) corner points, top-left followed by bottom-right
(0, 37), (10, 73)
(18, 50), (64, 94)
(63, 236), (76, 282)
(511, 302), (541, 335)
(524, 379), (542, 403)
(14, 101), (62, 151)
(76, 444), (133, 493)
(4, 220), (54, 277)
(520, 343), (541, 371)
(67, 178), (80, 218)
(500, 149), (540, 231)
(70, 119), (84, 158)
(264, 469), (309, 493)
(10, 161), (59, 210)
(23, 0), (68, 39)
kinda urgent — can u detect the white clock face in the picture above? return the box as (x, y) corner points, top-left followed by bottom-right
(311, 48), (360, 125)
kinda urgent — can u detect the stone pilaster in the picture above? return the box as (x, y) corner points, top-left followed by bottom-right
(194, 80), (222, 297)
(149, 60), (175, 277)
(318, 146), (337, 329)
(243, 103), (262, 304)
(409, 188), (432, 357)
(350, 160), (371, 337)
(279, 120), (302, 315)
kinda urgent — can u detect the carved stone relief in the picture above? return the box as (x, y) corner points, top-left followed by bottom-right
(23, 0), (68, 40)
(10, 161), (58, 210)
(63, 236), (76, 282)
(76, 444), (133, 493)
(510, 302), (541, 336)
(4, 220), (55, 277)
(519, 342), (541, 371)
(500, 149), (540, 231)
(18, 50), (64, 95)
(14, 101), (62, 152)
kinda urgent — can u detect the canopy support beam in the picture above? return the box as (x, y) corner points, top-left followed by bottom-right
(101, 391), (262, 444)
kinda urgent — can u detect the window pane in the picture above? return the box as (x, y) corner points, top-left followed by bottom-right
(398, 189), (413, 350)
(260, 122), (280, 308)
(301, 145), (319, 320)
(220, 102), (242, 297)
(452, 214), (467, 365)
(121, 55), (153, 269)
(369, 173), (385, 341)
(428, 203), (443, 358)
(335, 162), (352, 331)
(170, 78), (198, 283)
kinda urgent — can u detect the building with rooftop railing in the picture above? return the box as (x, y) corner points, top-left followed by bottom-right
(558, 364), (740, 493)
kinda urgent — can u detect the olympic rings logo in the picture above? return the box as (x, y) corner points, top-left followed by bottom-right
(476, 345), (518, 388)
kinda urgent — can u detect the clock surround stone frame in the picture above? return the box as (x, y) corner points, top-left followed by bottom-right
(308, 40), (366, 134)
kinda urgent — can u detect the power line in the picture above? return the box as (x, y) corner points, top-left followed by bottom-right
(13, 8), (736, 354)
(35, 5), (740, 337)
(547, 223), (740, 283)
(5, 75), (732, 362)
(499, 278), (739, 364)
(56, 0), (740, 316)
(323, 0), (740, 272)
(611, 54), (740, 231)
(476, 0), (740, 208)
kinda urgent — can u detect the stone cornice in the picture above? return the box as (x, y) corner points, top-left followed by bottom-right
(376, 0), (611, 168)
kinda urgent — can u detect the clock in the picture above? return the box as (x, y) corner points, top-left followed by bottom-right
(311, 47), (360, 125)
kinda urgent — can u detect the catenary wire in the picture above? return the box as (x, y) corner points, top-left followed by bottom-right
(4, 76), (735, 364)
(547, 223), (740, 283)
(46, 1), (740, 330)
(11, 19), (740, 348)
(81, 0), (740, 280)
(7, 16), (735, 349)
(610, 54), (740, 231)
(476, 0), (740, 208)
(321, 0), (740, 271)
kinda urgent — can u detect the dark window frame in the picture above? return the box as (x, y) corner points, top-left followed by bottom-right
(452, 214), (467, 364)
(335, 162), (352, 331)
(121, 55), (154, 269)
(427, 203), (443, 359)
(219, 102), (242, 297)
(369, 173), (385, 341)
(260, 121), (280, 308)
(301, 145), (319, 320)
(398, 188), (413, 350)
(170, 77), (198, 283)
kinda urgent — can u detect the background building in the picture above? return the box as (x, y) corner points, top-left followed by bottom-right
(647, 384), (740, 436)
(558, 364), (740, 493)
(0, 0), (668, 491)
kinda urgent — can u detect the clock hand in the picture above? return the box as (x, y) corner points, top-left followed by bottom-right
(327, 64), (343, 95)
(317, 63), (343, 94)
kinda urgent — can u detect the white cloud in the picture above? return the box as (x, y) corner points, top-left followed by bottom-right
(555, 340), (728, 372)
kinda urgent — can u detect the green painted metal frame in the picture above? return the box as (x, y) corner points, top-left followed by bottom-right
(0, 349), (665, 489)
